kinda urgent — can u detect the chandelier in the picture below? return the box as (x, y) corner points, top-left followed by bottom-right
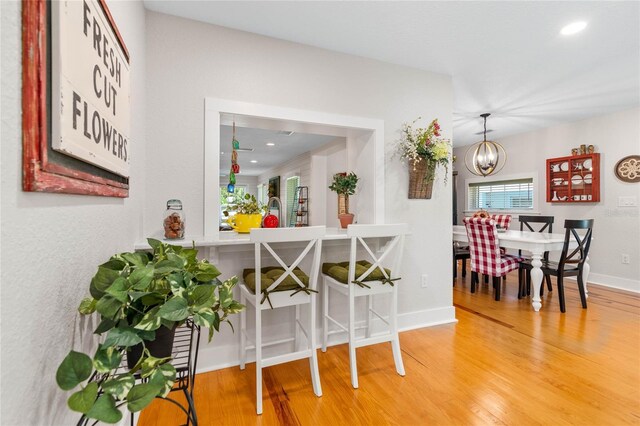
(464, 113), (506, 177)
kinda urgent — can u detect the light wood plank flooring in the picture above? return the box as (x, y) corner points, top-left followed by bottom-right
(139, 267), (640, 425)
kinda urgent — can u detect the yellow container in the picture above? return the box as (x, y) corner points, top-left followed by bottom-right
(227, 213), (263, 233)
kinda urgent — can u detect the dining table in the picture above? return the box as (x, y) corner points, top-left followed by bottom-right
(452, 225), (589, 311)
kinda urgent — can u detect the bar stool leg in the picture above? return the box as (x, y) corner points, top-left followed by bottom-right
(309, 292), (322, 396)
(255, 305), (263, 414)
(294, 305), (300, 351)
(321, 280), (328, 352)
(365, 295), (373, 338)
(390, 286), (405, 376)
(239, 292), (246, 370)
(348, 289), (358, 389)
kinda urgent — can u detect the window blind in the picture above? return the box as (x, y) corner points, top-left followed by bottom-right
(468, 178), (533, 210)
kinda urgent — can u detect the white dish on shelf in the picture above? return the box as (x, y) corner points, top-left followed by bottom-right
(583, 158), (593, 170)
(571, 175), (583, 185)
(584, 173), (592, 184)
(552, 178), (563, 185)
(560, 161), (569, 171)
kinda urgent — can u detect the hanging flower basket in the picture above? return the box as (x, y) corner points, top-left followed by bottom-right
(408, 159), (436, 199)
(397, 117), (452, 200)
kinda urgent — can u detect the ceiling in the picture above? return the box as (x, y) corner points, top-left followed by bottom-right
(145, 1), (640, 146)
(220, 125), (336, 177)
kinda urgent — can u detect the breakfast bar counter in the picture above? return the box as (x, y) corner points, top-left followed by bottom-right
(134, 227), (350, 250)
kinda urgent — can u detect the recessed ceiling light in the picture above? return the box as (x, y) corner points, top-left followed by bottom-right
(266, 142), (275, 146)
(560, 21), (587, 36)
(250, 160), (258, 163)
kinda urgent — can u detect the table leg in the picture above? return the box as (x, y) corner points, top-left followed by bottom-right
(583, 256), (590, 299)
(530, 252), (543, 312)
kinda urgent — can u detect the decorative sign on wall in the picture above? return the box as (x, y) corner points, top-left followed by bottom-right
(22, 0), (130, 197)
(52, 0), (131, 177)
(614, 155), (640, 183)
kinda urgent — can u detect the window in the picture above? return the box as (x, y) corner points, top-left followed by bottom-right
(468, 178), (534, 210)
(285, 176), (300, 227)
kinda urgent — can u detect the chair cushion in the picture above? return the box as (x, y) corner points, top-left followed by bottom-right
(242, 266), (309, 293)
(322, 260), (391, 284)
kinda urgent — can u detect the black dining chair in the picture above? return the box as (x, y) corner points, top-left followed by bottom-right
(453, 243), (470, 282)
(526, 219), (594, 313)
(518, 215), (554, 298)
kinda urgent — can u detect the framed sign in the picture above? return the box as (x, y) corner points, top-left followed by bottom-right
(268, 176), (280, 199)
(22, 0), (130, 197)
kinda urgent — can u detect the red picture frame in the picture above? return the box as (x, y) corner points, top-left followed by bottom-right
(22, 0), (130, 197)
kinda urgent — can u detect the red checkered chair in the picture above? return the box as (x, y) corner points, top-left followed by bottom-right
(463, 217), (524, 301)
(490, 214), (512, 230)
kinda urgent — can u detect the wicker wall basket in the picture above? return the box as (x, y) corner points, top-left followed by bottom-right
(408, 159), (436, 199)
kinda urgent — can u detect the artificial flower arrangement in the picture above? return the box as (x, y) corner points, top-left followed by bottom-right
(397, 118), (452, 183)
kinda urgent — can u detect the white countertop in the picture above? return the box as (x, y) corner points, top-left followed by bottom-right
(134, 227), (349, 250)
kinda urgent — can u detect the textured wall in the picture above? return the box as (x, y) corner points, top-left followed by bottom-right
(0, 1), (146, 424)
(145, 11), (455, 371)
(453, 108), (640, 291)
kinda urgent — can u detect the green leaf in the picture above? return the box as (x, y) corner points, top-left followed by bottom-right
(188, 285), (215, 309)
(213, 311), (221, 332)
(140, 293), (165, 307)
(103, 327), (143, 348)
(67, 382), (98, 414)
(150, 278), (171, 294)
(194, 262), (221, 282)
(90, 267), (121, 299)
(95, 294), (123, 319)
(147, 238), (162, 253)
(141, 354), (172, 378)
(94, 318), (117, 335)
(136, 329), (156, 342)
(226, 301), (245, 315)
(102, 374), (135, 400)
(166, 253), (186, 268)
(130, 291), (152, 301)
(129, 266), (154, 291)
(157, 297), (189, 322)
(121, 252), (147, 267)
(127, 383), (160, 412)
(105, 277), (130, 303)
(134, 306), (162, 331)
(86, 394), (123, 424)
(149, 364), (176, 398)
(100, 259), (127, 271)
(93, 345), (123, 373)
(78, 298), (97, 315)
(56, 351), (93, 390)
(154, 259), (182, 275)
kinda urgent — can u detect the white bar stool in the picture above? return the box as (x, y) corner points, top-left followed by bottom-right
(239, 226), (325, 414)
(321, 223), (409, 389)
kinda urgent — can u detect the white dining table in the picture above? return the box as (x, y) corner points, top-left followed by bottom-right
(452, 225), (589, 311)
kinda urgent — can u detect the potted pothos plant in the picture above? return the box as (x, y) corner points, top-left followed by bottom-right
(223, 193), (268, 233)
(56, 239), (243, 424)
(329, 172), (359, 228)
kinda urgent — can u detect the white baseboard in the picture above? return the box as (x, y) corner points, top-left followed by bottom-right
(565, 272), (640, 293)
(194, 305), (457, 375)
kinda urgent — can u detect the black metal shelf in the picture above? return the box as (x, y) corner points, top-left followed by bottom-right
(78, 319), (201, 426)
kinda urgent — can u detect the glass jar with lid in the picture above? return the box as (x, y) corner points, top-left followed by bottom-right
(163, 199), (185, 239)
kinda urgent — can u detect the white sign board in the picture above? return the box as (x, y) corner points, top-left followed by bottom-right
(52, 0), (131, 178)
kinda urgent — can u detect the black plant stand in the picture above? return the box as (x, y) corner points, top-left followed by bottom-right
(77, 319), (201, 426)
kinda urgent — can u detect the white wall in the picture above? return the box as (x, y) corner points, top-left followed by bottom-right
(145, 11), (455, 372)
(0, 1), (147, 424)
(453, 108), (640, 292)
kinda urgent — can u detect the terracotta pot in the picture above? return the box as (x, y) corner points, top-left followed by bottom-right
(338, 213), (354, 229)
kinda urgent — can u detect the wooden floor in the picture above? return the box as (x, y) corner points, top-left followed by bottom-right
(139, 267), (640, 425)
